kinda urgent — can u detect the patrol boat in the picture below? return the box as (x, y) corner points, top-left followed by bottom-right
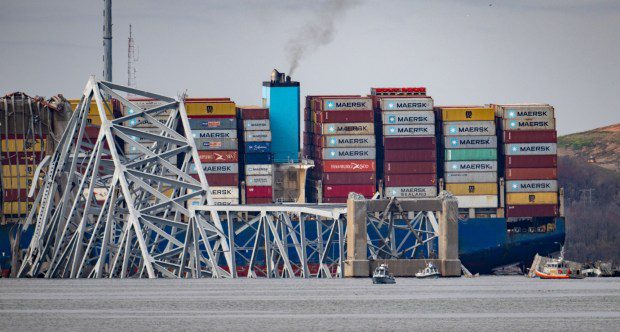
(372, 264), (396, 284)
(415, 262), (441, 279)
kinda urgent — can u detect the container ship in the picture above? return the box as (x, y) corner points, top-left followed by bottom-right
(0, 71), (564, 275)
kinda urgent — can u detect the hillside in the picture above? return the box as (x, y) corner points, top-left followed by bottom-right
(558, 123), (620, 172)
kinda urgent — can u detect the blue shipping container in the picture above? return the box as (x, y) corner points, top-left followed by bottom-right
(245, 142), (271, 153)
(245, 153), (273, 165)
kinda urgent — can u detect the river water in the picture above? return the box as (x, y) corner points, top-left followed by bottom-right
(0, 277), (618, 331)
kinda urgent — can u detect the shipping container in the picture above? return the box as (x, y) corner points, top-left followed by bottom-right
(384, 161), (436, 174)
(506, 192), (558, 205)
(246, 186), (273, 198)
(2, 189), (28, 201)
(441, 107), (494, 122)
(381, 111), (435, 125)
(495, 104), (554, 120)
(444, 136), (497, 149)
(0, 152), (44, 165)
(505, 204), (558, 218)
(318, 160), (376, 173)
(244, 142), (271, 153)
(188, 197), (239, 207)
(191, 174), (239, 186)
(383, 137), (436, 150)
(1, 164), (35, 177)
(318, 122), (375, 135)
(505, 155), (557, 168)
(197, 150), (238, 163)
(243, 131), (272, 142)
(444, 172), (498, 183)
(502, 118), (555, 131)
(379, 97), (434, 111)
(321, 147), (376, 160)
(318, 98), (372, 111)
(243, 119), (270, 131)
(185, 101), (236, 116)
(506, 180), (558, 193)
(313, 110), (374, 123)
(2, 201), (34, 215)
(504, 143), (557, 156)
(1, 138), (45, 152)
(445, 183), (498, 195)
(384, 174), (436, 187)
(318, 197), (348, 204)
(384, 186), (437, 198)
(384, 149), (436, 162)
(209, 186), (240, 199)
(244, 153), (272, 164)
(246, 175), (273, 186)
(192, 129), (237, 140)
(316, 172), (375, 185)
(505, 168), (557, 180)
(188, 118), (236, 130)
(318, 135), (376, 148)
(445, 161), (497, 173)
(454, 195), (498, 208)
(444, 149), (497, 161)
(443, 121), (496, 136)
(239, 107), (269, 120)
(383, 124), (435, 136)
(245, 164), (273, 176)
(322, 184), (375, 198)
(502, 130), (557, 143)
(194, 138), (238, 151)
(1, 176), (37, 189)
(189, 163), (238, 174)
(245, 197), (273, 204)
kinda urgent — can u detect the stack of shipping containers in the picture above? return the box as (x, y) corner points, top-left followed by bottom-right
(496, 104), (558, 229)
(307, 96), (376, 203)
(238, 106), (273, 204)
(440, 106), (498, 213)
(185, 99), (240, 205)
(371, 88), (437, 198)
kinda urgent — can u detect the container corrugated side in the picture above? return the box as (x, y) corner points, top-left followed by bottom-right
(444, 149), (497, 161)
(381, 111), (434, 124)
(444, 161), (497, 173)
(379, 97), (434, 111)
(245, 164), (273, 176)
(441, 108), (494, 122)
(192, 129), (237, 139)
(246, 186), (273, 198)
(383, 124), (435, 137)
(318, 123), (375, 135)
(319, 135), (375, 148)
(239, 107), (269, 120)
(197, 150), (238, 163)
(321, 147), (376, 160)
(209, 186), (240, 199)
(185, 101), (236, 116)
(313, 110), (374, 123)
(384, 186), (437, 198)
(502, 118), (555, 131)
(445, 183), (498, 195)
(384, 174), (436, 186)
(243, 131), (272, 142)
(243, 119), (270, 131)
(444, 136), (497, 149)
(444, 172), (498, 183)
(317, 160), (376, 173)
(505, 155), (557, 168)
(246, 175), (273, 186)
(189, 118), (236, 130)
(505, 204), (558, 217)
(503, 130), (557, 143)
(384, 149), (436, 162)
(504, 143), (557, 156)
(319, 98), (372, 111)
(194, 138), (238, 150)
(383, 137), (436, 150)
(505, 168), (557, 180)
(506, 192), (558, 205)
(384, 161), (436, 174)
(322, 184), (375, 197)
(496, 105), (554, 120)
(190, 163), (238, 174)
(454, 195), (498, 208)
(318, 172), (375, 185)
(443, 121), (496, 136)
(506, 180), (558, 193)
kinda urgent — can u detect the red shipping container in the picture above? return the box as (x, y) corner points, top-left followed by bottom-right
(503, 130), (557, 143)
(317, 172), (375, 185)
(322, 184), (375, 198)
(246, 186), (273, 198)
(505, 168), (557, 180)
(191, 174), (239, 186)
(384, 161), (436, 174)
(320, 196), (348, 203)
(2, 189), (29, 201)
(1, 152), (44, 165)
(316, 160), (376, 173)
(506, 204), (558, 217)
(246, 197), (272, 204)
(505, 155), (557, 168)
(384, 174), (436, 187)
(383, 149), (436, 162)
(186, 115), (235, 119)
(198, 150), (238, 163)
(383, 137), (436, 150)
(314, 110), (374, 123)
(238, 107), (269, 120)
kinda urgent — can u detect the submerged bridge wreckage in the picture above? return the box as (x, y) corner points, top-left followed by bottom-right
(17, 79), (460, 279)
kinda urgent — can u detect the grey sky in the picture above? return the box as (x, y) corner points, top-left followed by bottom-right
(1, 0), (618, 135)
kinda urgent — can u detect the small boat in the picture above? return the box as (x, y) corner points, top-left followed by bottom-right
(534, 247), (579, 279)
(415, 262), (441, 279)
(372, 264), (396, 284)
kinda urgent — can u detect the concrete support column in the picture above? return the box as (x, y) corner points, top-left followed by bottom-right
(344, 195), (369, 277)
(438, 192), (461, 276)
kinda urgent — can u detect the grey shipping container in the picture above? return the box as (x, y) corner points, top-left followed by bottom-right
(243, 119), (271, 131)
(444, 161), (498, 173)
(194, 138), (238, 150)
(506, 180), (558, 193)
(322, 135), (376, 147)
(209, 186), (240, 199)
(444, 172), (498, 183)
(190, 162), (238, 174)
(245, 164), (273, 176)
(443, 121), (496, 136)
(444, 136), (497, 149)
(502, 118), (555, 131)
(192, 129), (237, 139)
(384, 186), (437, 198)
(383, 124), (435, 137)
(504, 143), (557, 155)
(495, 104), (554, 120)
(320, 122), (374, 135)
(188, 118), (236, 130)
(381, 111), (435, 125)
(244, 131), (272, 142)
(246, 175), (273, 186)
(379, 97), (434, 111)
(321, 147), (376, 160)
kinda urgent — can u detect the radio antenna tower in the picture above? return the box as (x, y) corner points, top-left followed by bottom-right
(127, 24), (138, 98)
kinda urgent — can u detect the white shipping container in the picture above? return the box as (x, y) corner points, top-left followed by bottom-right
(444, 136), (497, 149)
(189, 163), (238, 174)
(246, 175), (273, 186)
(506, 180), (558, 193)
(321, 147), (376, 160)
(124, 114), (170, 128)
(379, 97), (434, 111)
(445, 161), (498, 173)
(505, 143), (557, 156)
(323, 135), (376, 147)
(245, 164), (273, 176)
(192, 129), (237, 139)
(188, 197), (238, 207)
(384, 186), (437, 198)
(495, 104), (554, 119)
(444, 172), (498, 183)
(209, 186), (240, 199)
(444, 121), (496, 136)
(244, 131), (272, 142)
(381, 110), (435, 125)
(502, 118), (555, 131)
(244, 119), (270, 131)
(454, 195), (498, 208)
(321, 123), (374, 135)
(322, 98), (372, 111)
(383, 124), (435, 137)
